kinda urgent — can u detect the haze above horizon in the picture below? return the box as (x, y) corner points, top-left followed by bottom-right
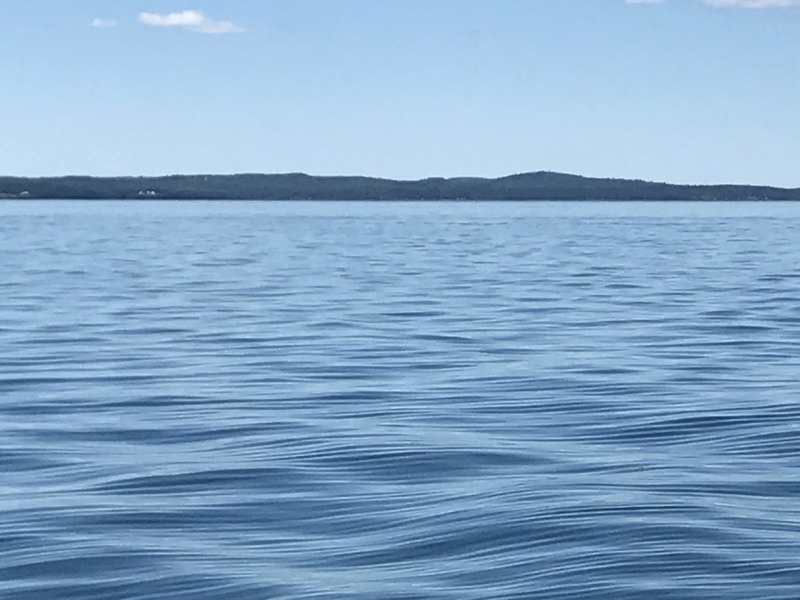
(3, 0), (799, 187)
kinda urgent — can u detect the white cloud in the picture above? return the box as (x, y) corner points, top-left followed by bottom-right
(137, 10), (243, 34)
(624, 0), (663, 4)
(90, 18), (117, 28)
(703, 0), (800, 6)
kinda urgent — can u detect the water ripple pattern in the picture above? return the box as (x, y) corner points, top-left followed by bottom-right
(2, 201), (800, 599)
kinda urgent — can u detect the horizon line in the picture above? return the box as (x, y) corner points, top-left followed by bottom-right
(2, 171), (797, 190)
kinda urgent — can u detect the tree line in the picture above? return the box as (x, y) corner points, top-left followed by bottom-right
(1, 172), (797, 200)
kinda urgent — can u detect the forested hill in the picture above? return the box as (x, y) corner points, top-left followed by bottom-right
(1, 172), (798, 200)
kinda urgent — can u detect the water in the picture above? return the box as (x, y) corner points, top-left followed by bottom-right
(2, 200), (799, 599)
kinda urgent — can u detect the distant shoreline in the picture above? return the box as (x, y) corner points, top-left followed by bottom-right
(1, 172), (798, 201)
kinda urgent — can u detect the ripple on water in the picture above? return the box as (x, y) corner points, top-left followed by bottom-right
(1, 202), (800, 599)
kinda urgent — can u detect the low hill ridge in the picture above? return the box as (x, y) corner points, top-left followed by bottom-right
(1, 172), (797, 200)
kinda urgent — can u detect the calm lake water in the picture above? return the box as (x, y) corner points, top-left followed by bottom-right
(2, 200), (800, 599)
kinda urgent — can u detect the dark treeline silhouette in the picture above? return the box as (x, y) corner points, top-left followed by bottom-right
(1, 172), (798, 200)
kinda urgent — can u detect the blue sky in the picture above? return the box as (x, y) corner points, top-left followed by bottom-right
(2, 0), (799, 185)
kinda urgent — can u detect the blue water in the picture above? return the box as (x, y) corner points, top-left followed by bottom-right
(2, 200), (800, 599)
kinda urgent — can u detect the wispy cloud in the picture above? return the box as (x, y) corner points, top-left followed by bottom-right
(624, 0), (800, 6)
(137, 10), (243, 34)
(703, 0), (800, 6)
(90, 18), (118, 28)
